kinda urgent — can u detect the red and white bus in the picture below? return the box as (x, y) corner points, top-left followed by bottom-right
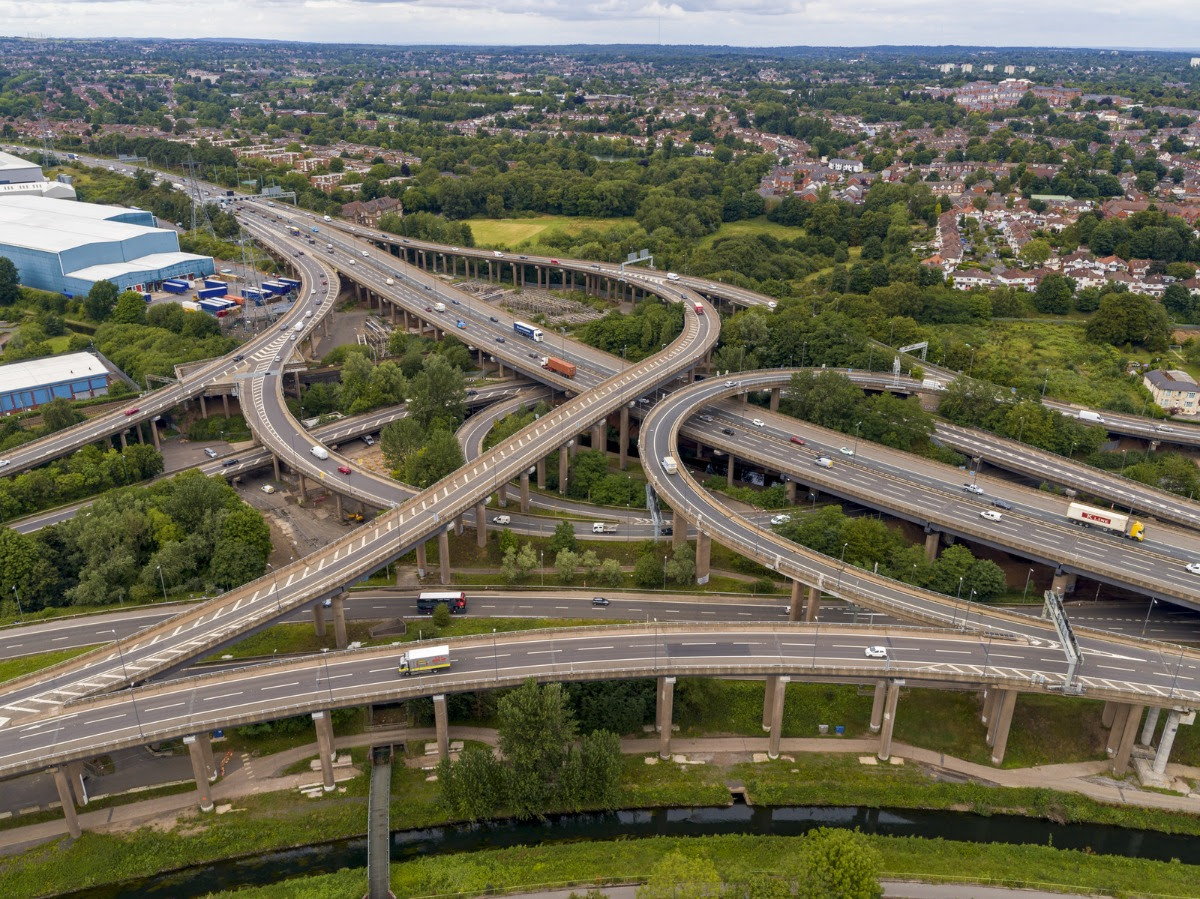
(417, 591), (468, 615)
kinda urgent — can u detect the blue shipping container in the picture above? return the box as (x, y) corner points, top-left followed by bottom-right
(277, 278), (301, 289)
(198, 287), (229, 300)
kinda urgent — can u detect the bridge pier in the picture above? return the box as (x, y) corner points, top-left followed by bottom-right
(988, 689), (1019, 765)
(150, 418), (160, 450)
(272, 454), (281, 481)
(767, 676), (789, 759)
(433, 694), (450, 761)
(1101, 701), (1116, 729)
(877, 680), (902, 762)
(475, 503), (488, 547)
(1140, 707), (1161, 747)
(536, 458), (546, 489)
(923, 530), (940, 562)
(1050, 570), (1076, 596)
(453, 514), (464, 538)
(869, 680), (888, 733)
(184, 735), (215, 811)
(619, 407), (630, 469)
(66, 760), (88, 806)
(789, 581), (804, 621)
(335, 494), (343, 521)
(657, 676), (676, 760)
(769, 388), (780, 412)
(312, 711), (336, 791)
(805, 586), (820, 622)
(222, 393), (230, 417)
(591, 422), (605, 451)
(1111, 703), (1145, 775)
(1106, 703), (1132, 757)
(520, 472), (530, 512)
(727, 453), (736, 486)
(1151, 710), (1193, 776)
(438, 530), (451, 585)
(558, 446), (570, 495)
(786, 480), (796, 504)
(119, 430), (127, 449)
(416, 543), (427, 578)
(312, 603), (327, 637)
(496, 483), (507, 507)
(981, 688), (998, 726)
(331, 593), (348, 650)
(199, 394), (208, 418)
(695, 531), (711, 585)
(52, 766), (82, 838)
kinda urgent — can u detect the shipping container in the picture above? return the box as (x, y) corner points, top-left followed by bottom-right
(181, 301), (203, 312)
(198, 286), (229, 300)
(162, 279), (189, 294)
(277, 277), (301, 290)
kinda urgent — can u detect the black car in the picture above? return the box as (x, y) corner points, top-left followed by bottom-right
(591, 596), (610, 606)
(489, 316), (499, 322)
(495, 336), (506, 343)
(721, 427), (735, 436)
(991, 499), (1013, 510)
(221, 459), (238, 467)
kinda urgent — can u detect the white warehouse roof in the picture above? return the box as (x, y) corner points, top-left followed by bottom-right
(0, 195), (155, 254)
(0, 150), (47, 185)
(68, 251), (211, 283)
(0, 352), (108, 394)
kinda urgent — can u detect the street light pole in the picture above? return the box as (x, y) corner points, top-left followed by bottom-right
(10, 585), (23, 620)
(1022, 568), (1035, 603)
(267, 562), (282, 613)
(1142, 597), (1157, 637)
(853, 421), (861, 456)
(156, 564), (168, 602)
(663, 556), (668, 590)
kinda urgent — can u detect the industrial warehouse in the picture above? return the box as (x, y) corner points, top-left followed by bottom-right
(0, 193), (214, 297)
(0, 352), (112, 413)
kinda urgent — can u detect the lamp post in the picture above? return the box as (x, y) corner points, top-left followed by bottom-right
(540, 550), (544, 587)
(108, 629), (146, 740)
(663, 556), (668, 590)
(836, 542), (849, 592)
(10, 585), (23, 620)
(267, 562), (282, 613)
(853, 421), (862, 456)
(493, 628), (498, 681)
(156, 564), (167, 602)
(1142, 597), (1157, 637)
(1041, 369), (1050, 396)
(1022, 568), (1035, 603)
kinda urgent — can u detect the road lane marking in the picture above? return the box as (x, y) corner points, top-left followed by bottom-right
(144, 702), (186, 713)
(206, 691), (244, 702)
(261, 682), (300, 691)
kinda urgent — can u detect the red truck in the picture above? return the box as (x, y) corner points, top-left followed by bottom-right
(542, 356), (577, 378)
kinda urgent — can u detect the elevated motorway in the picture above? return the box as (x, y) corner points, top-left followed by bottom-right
(0, 264), (718, 723)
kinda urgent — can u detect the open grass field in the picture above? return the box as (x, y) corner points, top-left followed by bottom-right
(467, 215), (636, 247)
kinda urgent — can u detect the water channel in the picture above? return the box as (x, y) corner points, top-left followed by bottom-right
(61, 802), (1200, 898)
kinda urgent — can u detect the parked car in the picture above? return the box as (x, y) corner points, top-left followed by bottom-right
(770, 514), (789, 525)
(203, 448), (219, 459)
(260, 484), (275, 494)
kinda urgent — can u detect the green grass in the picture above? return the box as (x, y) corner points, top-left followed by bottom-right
(696, 216), (805, 248)
(0, 646), (99, 684)
(467, 214), (636, 247)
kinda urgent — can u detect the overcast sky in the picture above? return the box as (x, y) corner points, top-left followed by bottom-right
(11, 1), (1200, 52)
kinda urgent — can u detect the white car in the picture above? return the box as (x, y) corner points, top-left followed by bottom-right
(724, 380), (736, 388)
(839, 447), (854, 456)
(0, 459), (9, 467)
(361, 250), (369, 257)
(1186, 562), (1200, 575)
(864, 646), (888, 659)
(260, 484), (276, 494)
(962, 483), (984, 494)
(770, 514), (789, 525)
(980, 509), (1003, 522)
(752, 418), (765, 427)
(1156, 425), (1174, 433)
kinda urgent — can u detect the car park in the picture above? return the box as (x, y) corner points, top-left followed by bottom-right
(962, 483), (984, 494)
(337, 465), (352, 475)
(980, 509), (1003, 521)
(864, 646), (888, 659)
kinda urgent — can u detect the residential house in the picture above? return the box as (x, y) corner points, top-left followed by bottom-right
(1144, 369), (1200, 415)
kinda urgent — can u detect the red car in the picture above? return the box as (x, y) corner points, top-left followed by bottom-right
(550, 258), (559, 264)
(337, 465), (351, 475)
(789, 436), (806, 446)
(124, 407), (140, 416)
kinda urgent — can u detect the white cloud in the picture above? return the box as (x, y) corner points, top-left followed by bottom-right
(15, 0), (1200, 49)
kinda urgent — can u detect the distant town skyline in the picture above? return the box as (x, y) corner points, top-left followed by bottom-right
(12, 2), (1200, 52)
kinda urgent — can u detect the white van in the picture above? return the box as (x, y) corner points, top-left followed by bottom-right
(323, 215), (332, 222)
(492, 514), (511, 525)
(310, 446), (329, 460)
(433, 302), (446, 313)
(385, 278), (395, 285)
(666, 272), (680, 281)
(661, 456), (678, 475)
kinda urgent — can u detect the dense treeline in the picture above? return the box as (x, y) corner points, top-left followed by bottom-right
(0, 443), (162, 522)
(0, 470), (271, 613)
(574, 297), (683, 362)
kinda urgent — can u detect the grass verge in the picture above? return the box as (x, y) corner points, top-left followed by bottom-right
(0, 646), (99, 685)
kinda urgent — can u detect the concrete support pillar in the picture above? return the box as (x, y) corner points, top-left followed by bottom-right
(312, 711), (336, 791)
(877, 680), (902, 762)
(767, 676), (789, 760)
(1101, 701), (1117, 729)
(981, 688), (999, 726)
(475, 502), (488, 548)
(1140, 706), (1161, 746)
(53, 767), (82, 838)
(197, 732), (216, 782)
(222, 393), (230, 417)
(416, 542), (427, 579)
(1050, 571), (1077, 596)
(658, 676), (676, 760)
(1111, 703), (1145, 776)
(619, 407), (630, 469)
(769, 388), (780, 412)
(496, 483), (508, 507)
(558, 447), (569, 496)
(805, 586), (820, 622)
(119, 430), (127, 449)
(199, 394), (208, 418)
(66, 761), (88, 806)
(924, 530), (940, 562)
(789, 580), (803, 622)
(433, 694), (450, 761)
(536, 458), (546, 489)
(869, 680), (888, 733)
(184, 736), (214, 811)
(272, 454), (281, 482)
(1106, 703), (1132, 757)
(335, 493), (343, 521)
(520, 472), (530, 513)
(1153, 710), (1186, 776)
(296, 473), (307, 502)
(695, 531), (711, 585)
(763, 676), (779, 731)
(331, 593), (348, 650)
(312, 603), (326, 637)
(438, 529), (451, 585)
(989, 689), (1019, 765)
(591, 422), (605, 451)
(786, 480), (797, 504)
(727, 453), (736, 486)
(150, 418), (160, 450)
(454, 514), (464, 538)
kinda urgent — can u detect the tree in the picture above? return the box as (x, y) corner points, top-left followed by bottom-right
(549, 519), (578, 554)
(40, 398), (85, 434)
(791, 827), (882, 899)
(1034, 273), (1074, 315)
(109, 290), (148, 325)
(0, 256), (18, 306)
(497, 679), (577, 817)
(637, 850), (721, 899)
(665, 542), (695, 585)
(1163, 283), (1194, 321)
(380, 417), (425, 470)
(402, 429), (465, 489)
(1019, 238), (1051, 267)
(1085, 291), (1170, 350)
(555, 549), (579, 583)
(84, 280), (120, 321)
(436, 745), (505, 822)
(579, 550), (600, 584)
(599, 558), (623, 586)
(407, 355), (466, 431)
(634, 551), (663, 588)
(515, 542), (538, 580)
(432, 602), (452, 629)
